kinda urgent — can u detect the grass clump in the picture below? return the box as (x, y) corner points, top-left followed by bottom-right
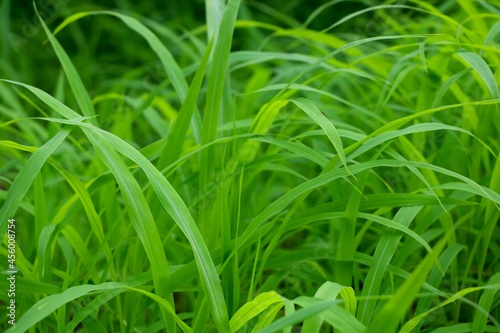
(1, 0), (499, 332)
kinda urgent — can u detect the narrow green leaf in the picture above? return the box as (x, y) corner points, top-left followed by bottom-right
(456, 51), (500, 99)
(199, 0), (241, 200)
(230, 291), (283, 332)
(472, 273), (500, 333)
(2, 80), (230, 333)
(157, 38), (213, 170)
(0, 127), (72, 238)
(257, 300), (337, 333)
(358, 206), (422, 324)
(290, 98), (348, 170)
(6, 283), (126, 333)
(365, 233), (450, 333)
(35, 5), (96, 124)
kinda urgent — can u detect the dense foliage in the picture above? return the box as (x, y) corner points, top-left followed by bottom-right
(1, 0), (499, 332)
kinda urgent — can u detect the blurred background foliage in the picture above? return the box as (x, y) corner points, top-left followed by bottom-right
(2, 0), (491, 95)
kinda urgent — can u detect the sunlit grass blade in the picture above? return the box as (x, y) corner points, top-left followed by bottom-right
(401, 283), (500, 333)
(302, 282), (357, 332)
(230, 291), (283, 332)
(5, 283), (127, 333)
(256, 300), (347, 333)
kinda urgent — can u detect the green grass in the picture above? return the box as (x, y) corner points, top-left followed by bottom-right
(1, 0), (499, 332)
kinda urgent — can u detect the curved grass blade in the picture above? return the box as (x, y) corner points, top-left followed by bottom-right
(2, 80), (231, 333)
(206, 0), (225, 38)
(456, 51), (500, 99)
(0, 127), (72, 238)
(472, 273), (500, 333)
(258, 296), (364, 333)
(5, 282), (192, 333)
(401, 283), (500, 333)
(302, 282), (357, 332)
(365, 233), (450, 333)
(290, 98), (348, 171)
(230, 291), (283, 332)
(357, 206), (422, 324)
(156, 38), (213, 170)
(33, 11), (179, 329)
(225, 157), (500, 279)
(35, 5), (96, 125)
(5, 283), (126, 333)
(409, 243), (465, 332)
(53, 11), (188, 102)
(53, 10), (204, 142)
(256, 300), (339, 333)
(294, 297), (365, 333)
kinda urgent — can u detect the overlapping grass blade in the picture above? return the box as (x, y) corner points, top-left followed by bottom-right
(157, 38), (213, 170)
(0, 127), (72, 238)
(229, 291), (283, 332)
(365, 233), (450, 333)
(2, 2), (500, 332)
(472, 273), (500, 333)
(34, 12), (178, 330)
(357, 206), (422, 324)
(5, 282), (192, 333)
(35, 5), (96, 124)
(199, 0), (240, 213)
(456, 51), (500, 99)
(53, 11), (189, 102)
(2, 80), (231, 333)
(410, 243), (465, 332)
(205, 0), (225, 38)
(302, 282), (357, 332)
(290, 98), (348, 170)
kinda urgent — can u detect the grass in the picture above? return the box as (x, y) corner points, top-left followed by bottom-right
(0, 0), (499, 332)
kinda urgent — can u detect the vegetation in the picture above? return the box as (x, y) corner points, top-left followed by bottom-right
(1, 0), (499, 332)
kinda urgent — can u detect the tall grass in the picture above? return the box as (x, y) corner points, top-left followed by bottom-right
(1, 0), (499, 332)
